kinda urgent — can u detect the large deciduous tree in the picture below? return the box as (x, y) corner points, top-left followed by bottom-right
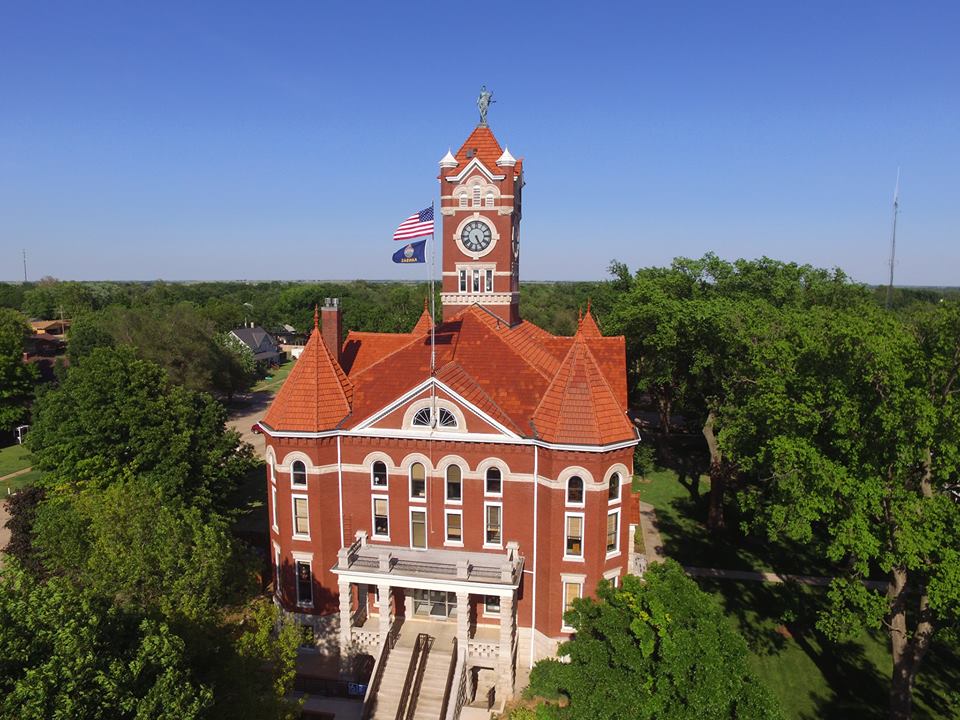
(730, 302), (960, 719)
(0, 308), (38, 433)
(608, 253), (869, 530)
(527, 561), (783, 720)
(27, 346), (254, 511)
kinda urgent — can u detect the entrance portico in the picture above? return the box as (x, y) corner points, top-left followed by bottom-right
(333, 531), (522, 698)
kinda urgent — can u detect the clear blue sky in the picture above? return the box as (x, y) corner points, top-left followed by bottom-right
(2, 1), (957, 285)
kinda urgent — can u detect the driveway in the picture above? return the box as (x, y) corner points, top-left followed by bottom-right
(226, 391), (273, 459)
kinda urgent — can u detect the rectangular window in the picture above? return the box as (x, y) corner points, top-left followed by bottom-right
(472, 269), (480, 293)
(565, 514), (583, 558)
(410, 509), (427, 549)
(459, 269), (467, 293)
(445, 510), (462, 544)
(606, 509), (620, 555)
(446, 466), (462, 502)
(562, 581), (582, 630)
(485, 503), (502, 546)
(485, 269), (493, 293)
(373, 497), (389, 538)
(484, 192), (494, 208)
(473, 186), (481, 206)
(273, 546), (281, 594)
(604, 570), (620, 588)
(459, 194), (468, 208)
(296, 560), (313, 606)
(271, 485), (278, 530)
(484, 595), (501, 615)
(293, 496), (309, 538)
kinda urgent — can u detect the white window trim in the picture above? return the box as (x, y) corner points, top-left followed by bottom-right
(273, 543), (281, 597)
(482, 595), (501, 617)
(295, 559), (314, 608)
(409, 507), (428, 550)
(565, 476), (586, 508)
(371, 494), (390, 541)
(271, 484), (279, 532)
(290, 460), (309, 489)
(608, 471), (623, 505)
(371, 461), (389, 489)
(606, 508), (621, 558)
(409, 463), (427, 503)
(603, 568), (621, 588)
(444, 509), (464, 547)
(444, 464), (463, 505)
(563, 511), (585, 562)
(483, 501), (503, 549)
(560, 578), (584, 632)
(484, 468), (504, 497)
(291, 493), (310, 540)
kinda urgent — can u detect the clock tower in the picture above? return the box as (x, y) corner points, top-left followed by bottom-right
(438, 121), (523, 324)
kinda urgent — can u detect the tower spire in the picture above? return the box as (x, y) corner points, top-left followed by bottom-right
(314, 304), (319, 331)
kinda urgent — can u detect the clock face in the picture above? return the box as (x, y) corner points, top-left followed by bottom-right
(460, 220), (492, 253)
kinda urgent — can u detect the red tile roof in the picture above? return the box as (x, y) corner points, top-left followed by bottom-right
(263, 306), (633, 445)
(261, 327), (353, 432)
(450, 125), (523, 177)
(411, 302), (434, 336)
(532, 334), (635, 446)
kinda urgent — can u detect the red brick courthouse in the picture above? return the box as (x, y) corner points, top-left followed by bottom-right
(258, 120), (642, 703)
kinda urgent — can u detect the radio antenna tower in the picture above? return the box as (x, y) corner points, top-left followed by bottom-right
(22, 249), (27, 282)
(885, 168), (900, 310)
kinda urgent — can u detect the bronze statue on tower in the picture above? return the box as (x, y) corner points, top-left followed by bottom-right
(477, 85), (495, 126)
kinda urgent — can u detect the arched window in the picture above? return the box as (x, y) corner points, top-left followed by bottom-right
(608, 472), (621, 502)
(472, 185), (481, 207)
(437, 408), (457, 428)
(446, 464), (462, 502)
(485, 467), (502, 495)
(459, 194), (468, 208)
(484, 191), (495, 208)
(292, 460), (307, 486)
(567, 475), (584, 505)
(410, 462), (426, 499)
(412, 408), (432, 427)
(372, 461), (388, 487)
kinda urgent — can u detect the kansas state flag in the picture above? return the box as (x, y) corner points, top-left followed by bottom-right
(392, 239), (427, 264)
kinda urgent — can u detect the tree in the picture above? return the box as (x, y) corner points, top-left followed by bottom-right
(27, 346), (254, 512)
(527, 561), (783, 720)
(0, 308), (38, 434)
(0, 563), (213, 720)
(607, 254), (870, 530)
(729, 302), (960, 719)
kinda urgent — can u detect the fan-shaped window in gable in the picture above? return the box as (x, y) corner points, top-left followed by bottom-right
(437, 408), (457, 428)
(412, 408), (432, 427)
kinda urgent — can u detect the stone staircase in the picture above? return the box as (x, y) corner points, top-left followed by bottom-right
(369, 635), (454, 720)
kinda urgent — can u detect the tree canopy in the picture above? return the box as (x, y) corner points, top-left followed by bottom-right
(0, 307), (38, 434)
(27, 346), (254, 511)
(527, 561), (783, 720)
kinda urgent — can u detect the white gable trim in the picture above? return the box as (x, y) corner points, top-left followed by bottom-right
(444, 157), (505, 183)
(351, 377), (522, 439)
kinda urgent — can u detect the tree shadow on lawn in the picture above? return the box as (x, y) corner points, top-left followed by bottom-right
(701, 579), (890, 719)
(912, 636), (960, 720)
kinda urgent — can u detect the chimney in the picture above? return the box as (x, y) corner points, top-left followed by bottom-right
(321, 297), (342, 364)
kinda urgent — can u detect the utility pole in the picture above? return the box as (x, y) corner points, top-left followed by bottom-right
(885, 168), (900, 310)
(22, 249), (27, 282)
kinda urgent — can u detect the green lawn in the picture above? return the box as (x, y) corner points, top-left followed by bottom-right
(252, 358), (296, 393)
(635, 469), (960, 719)
(0, 445), (31, 478)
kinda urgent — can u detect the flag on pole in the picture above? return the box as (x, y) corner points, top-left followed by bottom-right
(393, 239), (427, 264)
(393, 207), (434, 241)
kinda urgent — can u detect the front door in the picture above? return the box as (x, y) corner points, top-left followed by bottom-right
(413, 589), (458, 619)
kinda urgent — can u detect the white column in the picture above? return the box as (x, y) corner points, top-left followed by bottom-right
(377, 583), (392, 643)
(457, 591), (470, 649)
(498, 593), (515, 700)
(338, 580), (352, 653)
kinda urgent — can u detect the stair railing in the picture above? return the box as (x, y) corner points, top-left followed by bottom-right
(438, 637), (460, 720)
(440, 642), (469, 720)
(361, 626), (398, 720)
(402, 634), (434, 720)
(394, 632), (431, 720)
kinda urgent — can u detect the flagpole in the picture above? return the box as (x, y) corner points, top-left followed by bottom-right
(429, 201), (437, 426)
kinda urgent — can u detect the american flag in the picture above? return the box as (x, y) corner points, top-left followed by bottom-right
(393, 206), (434, 241)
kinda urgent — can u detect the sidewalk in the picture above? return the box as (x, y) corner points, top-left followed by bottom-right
(636, 499), (888, 590)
